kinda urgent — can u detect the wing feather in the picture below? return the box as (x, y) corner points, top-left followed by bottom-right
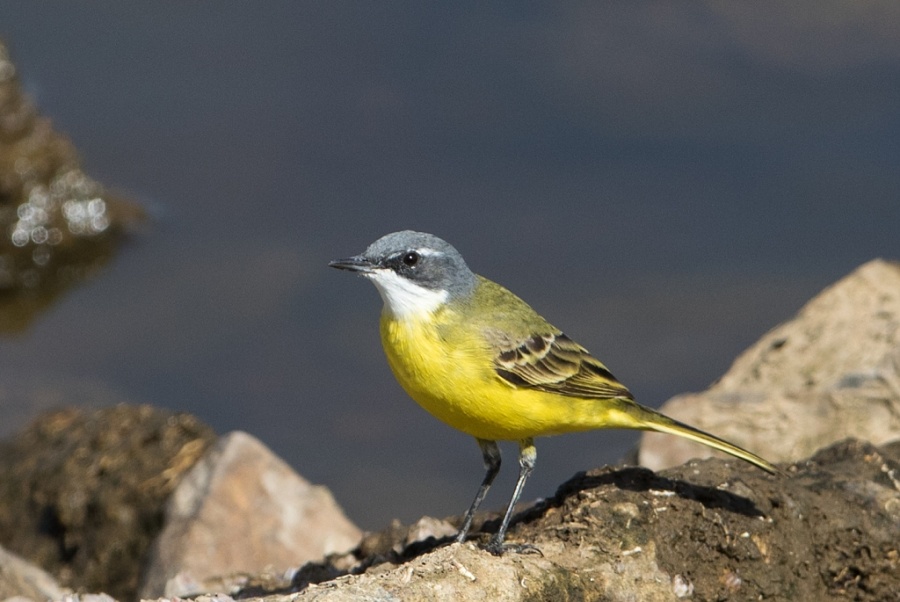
(492, 332), (634, 400)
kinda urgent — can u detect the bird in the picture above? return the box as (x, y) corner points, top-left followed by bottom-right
(329, 230), (779, 555)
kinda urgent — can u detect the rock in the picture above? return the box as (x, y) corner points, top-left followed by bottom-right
(0, 405), (216, 601)
(403, 516), (458, 549)
(0, 544), (69, 600)
(51, 595), (117, 602)
(197, 438), (900, 602)
(0, 39), (144, 333)
(356, 516), (458, 561)
(639, 259), (900, 470)
(140, 431), (362, 598)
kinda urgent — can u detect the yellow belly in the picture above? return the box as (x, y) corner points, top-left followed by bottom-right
(379, 312), (604, 441)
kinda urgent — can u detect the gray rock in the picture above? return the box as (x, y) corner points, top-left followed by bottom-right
(140, 431), (362, 598)
(0, 544), (69, 601)
(639, 259), (900, 470)
(56, 594), (117, 602)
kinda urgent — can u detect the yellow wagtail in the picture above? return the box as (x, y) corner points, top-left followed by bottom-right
(330, 230), (778, 554)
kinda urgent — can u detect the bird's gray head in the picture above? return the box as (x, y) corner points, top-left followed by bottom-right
(329, 230), (477, 318)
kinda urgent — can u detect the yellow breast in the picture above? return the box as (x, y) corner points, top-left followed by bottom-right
(379, 309), (599, 441)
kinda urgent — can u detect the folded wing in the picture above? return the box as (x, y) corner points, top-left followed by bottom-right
(493, 332), (634, 400)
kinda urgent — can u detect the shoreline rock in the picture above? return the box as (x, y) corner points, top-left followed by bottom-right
(640, 259), (900, 470)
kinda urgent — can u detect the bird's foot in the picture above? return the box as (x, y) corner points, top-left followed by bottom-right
(480, 538), (543, 557)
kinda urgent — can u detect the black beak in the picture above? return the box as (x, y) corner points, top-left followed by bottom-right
(328, 255), (375, 273)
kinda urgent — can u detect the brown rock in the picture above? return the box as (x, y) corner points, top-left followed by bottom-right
(0, 405), (215, 601)
(0, 39), (144, 333)
(140, 431), (362, 598)
(639, 259), (900, 470)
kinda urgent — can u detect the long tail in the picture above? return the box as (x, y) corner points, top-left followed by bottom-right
(612, 400), (781, 475)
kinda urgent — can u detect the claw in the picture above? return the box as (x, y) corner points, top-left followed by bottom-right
(481, 539), (543, 557)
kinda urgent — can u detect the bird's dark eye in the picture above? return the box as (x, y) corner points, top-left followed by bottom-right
(402, 251), (420, 267)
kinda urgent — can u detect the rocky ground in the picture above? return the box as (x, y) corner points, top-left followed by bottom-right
(2, 420), (898, 601)
(279, 437), (900, 601)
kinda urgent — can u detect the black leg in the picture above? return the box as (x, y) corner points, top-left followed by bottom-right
(483, 438), (541, 555)
(455, 439), (501, 543)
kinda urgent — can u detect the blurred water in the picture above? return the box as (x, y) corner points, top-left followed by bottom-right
(0, 3), (898, 530)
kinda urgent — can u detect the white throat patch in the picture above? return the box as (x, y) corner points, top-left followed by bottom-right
(366, 269), (448, 319)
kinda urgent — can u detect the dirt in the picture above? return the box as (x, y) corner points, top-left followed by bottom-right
(517, 439), (900, 600)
